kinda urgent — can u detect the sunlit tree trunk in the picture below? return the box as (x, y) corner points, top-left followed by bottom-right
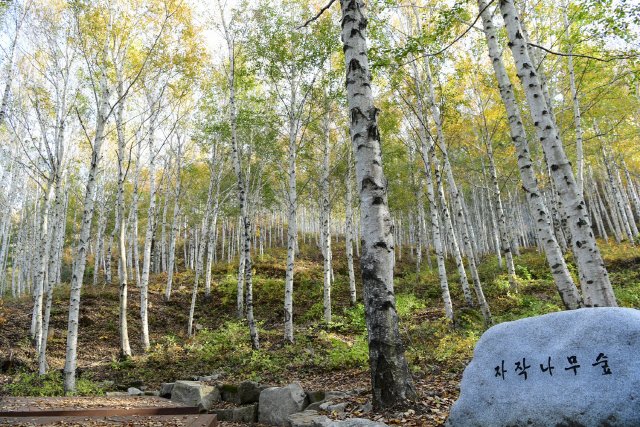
(477, 0), (584, 309)
(500, 0), (617, 307)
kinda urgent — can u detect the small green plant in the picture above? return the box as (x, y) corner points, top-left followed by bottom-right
(302, 301), (324, 322)
(515, 265), (532, 281)
(108, 359), (134, 371)
(395, 293), (426, 318)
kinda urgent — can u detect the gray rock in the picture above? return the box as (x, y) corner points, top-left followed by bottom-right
(259, 382), (309, 426)
(324, 391), (348, 400)
(211, 404), (258, 422)
(288, 410), (324, 427)
(144, 391), (161, 396)
(160, 383), (174, 398)
(312, 416), (332, 427)
(327, 403), (348, 414)
(306, 390), (326, 404)
(171, 380), (221, 413)
(446, 307), (640, 427)
(306, 400), (331, 412)
(127, 387), (143, 396)
(105, 392), (129, 397)
(326, 418), (388, 427)
(97, 380), (114, 388)
(237, 380), (266, 404)
(318, 401), (333, 411)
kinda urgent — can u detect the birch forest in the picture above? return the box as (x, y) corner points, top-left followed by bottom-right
(0, 0), (639, 419)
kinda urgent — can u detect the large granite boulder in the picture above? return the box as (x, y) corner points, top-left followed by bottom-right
(447, 308), (640, 427)
(259, 382), (309, 426)
(171, 380), (221, 413)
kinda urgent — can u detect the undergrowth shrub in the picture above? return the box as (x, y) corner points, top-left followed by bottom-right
(5, 371), (104, 396)
(395, 293), (426, 318)
(324, 335), (369, 370)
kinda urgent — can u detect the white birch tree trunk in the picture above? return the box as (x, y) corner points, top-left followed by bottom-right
(165, 139), (183, 302)
(64, 56), (112, 393)
(218, 1), (259, 348)
(139, 96), (158, 350)
(500, 0), (617, 307)
(340, 0), (416, 407)
(321, 104), (332, 323)
(345, 147), (357, 306)
(476, 0), (584, 308)
(561, 0), (585, 197)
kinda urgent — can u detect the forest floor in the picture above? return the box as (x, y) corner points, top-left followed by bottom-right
(1, 238), (640, 426)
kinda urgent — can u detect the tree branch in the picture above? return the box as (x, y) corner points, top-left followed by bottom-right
(296, 0), (336, 29)
(527, 42), (639, 63)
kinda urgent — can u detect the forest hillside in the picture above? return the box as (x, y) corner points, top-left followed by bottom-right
(1, 239), (639, 426)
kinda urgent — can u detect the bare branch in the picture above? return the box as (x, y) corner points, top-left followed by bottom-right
(296, 0), (336, 29)
(527, 42), (639, 63)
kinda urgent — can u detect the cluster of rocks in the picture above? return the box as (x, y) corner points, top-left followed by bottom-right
(160, 379), (386, 427)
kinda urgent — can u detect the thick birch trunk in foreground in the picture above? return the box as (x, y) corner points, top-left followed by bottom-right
(478, 0), (582, 309)
(500, 0), (617, 307)
(340, 0), (416, 408)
